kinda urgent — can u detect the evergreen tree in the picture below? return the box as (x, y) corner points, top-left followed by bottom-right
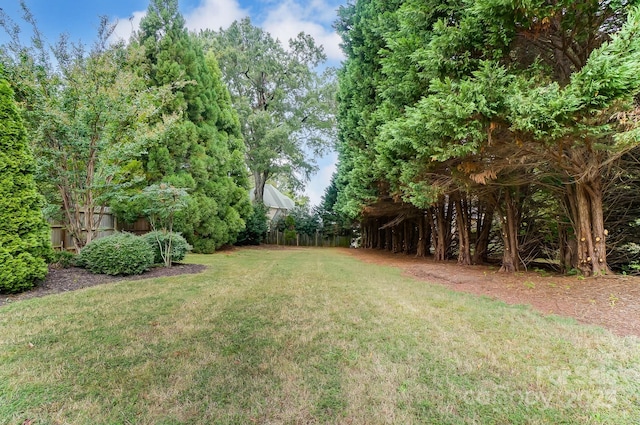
(134, 0), (250, 253)
(0, 77), (51, 293)
(335, 0), (640, 274)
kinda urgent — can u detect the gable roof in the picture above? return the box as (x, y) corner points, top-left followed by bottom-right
(250, 184), (295, 210)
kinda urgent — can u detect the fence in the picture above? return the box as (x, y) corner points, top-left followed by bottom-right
(50, 209), (151, 251)
(50, 212), (349, 250)
(264, 231), (351, 248)
(50, 209), (118, 251)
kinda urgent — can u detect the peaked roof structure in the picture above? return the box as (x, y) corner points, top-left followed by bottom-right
(250, 184), (295, 210)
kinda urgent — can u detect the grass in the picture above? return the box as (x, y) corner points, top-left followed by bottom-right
(1, 247), (639, 424)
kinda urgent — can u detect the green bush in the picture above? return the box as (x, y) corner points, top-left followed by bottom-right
(0, 249), (48, 293)
(0, 78), (51, 293)
(236, 203), (268, 246)
(49, 250), (77, 269)
(143, 231), (191, 265)
(78, 233), (154, 276)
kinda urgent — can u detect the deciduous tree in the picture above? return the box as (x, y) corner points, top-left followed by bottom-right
(1, 7), (177, 251)
(200, 19), (336, 204)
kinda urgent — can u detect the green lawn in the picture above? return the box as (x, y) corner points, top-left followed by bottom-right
(1, 248), (639, 424)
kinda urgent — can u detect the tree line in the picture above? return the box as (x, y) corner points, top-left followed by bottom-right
(331, 0), (640, 275)
(0, 0), (335, 291)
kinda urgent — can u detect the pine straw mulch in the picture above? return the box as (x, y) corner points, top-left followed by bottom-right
(340, 248), (640, 338)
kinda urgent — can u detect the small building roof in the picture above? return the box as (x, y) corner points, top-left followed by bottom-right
(250, 184), (295, 210)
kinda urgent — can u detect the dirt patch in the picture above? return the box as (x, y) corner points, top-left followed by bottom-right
(0, 263), (206, 308)
(341, 248), (640, 338)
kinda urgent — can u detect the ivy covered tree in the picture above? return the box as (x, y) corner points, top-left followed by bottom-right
(199, 19), (336, 204)
(131, 0), (251, 253)
(0, 76), (51, 293)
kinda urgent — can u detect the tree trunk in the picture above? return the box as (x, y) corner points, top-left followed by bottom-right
(377, 221), (385, 249)
(569, 179), (610, 276)
(253, 171), (268, 205)
(558, 221), (577, 274)
(473, 199), (494, 265)
(498, 188), (524, 273)
(416, 214), (428, 257)
(385, 226), (392, 251)
(454, 191), (472, 265)
(392, 225), (400, 253)
(403, 220), (411, 255)
(430, 195), (453, 261)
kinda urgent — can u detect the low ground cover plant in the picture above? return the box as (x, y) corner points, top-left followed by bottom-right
(49, 250), (77, 269)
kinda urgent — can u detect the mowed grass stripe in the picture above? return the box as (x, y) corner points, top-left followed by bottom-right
(1, 248), (638, 424)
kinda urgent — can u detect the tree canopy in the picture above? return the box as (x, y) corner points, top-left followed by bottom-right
(0, 8), (176, 251)
(333, 0), (640, 274)
(128, 0), (251, 253)
(199, 19), (336, 204)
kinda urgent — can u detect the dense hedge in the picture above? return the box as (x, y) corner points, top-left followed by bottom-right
(0, 78), (51, 293)
(78, 233), (154, 276)
(143, 231), (191, 264)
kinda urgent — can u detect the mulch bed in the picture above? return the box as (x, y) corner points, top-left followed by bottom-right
(341, 248), (640, 338)
(0, 263), (206, 308)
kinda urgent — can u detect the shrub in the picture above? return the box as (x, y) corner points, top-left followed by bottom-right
(78, 233), (154, 276)
(0, 78), (51, 293)
(50, 250), (77, 269)
(236, 203), (268, 246)
(143, 231), (191, 265)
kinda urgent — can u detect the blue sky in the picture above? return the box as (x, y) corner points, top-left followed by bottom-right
(1, 0), (346, 206)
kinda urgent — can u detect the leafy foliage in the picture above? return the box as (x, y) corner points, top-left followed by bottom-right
(0, 77), (51, 293)
(0, 9), (178, 251)
(133, 183), (190, 266)
(137, 184), (189, 231)
(49, 250), (78, 269)
(334, 0), (640, 274)
(78, 233), (154, 276)
(288, 206), (322, 237)
(127, 0), (251, 253)
(235, 203), (269, 246)
(143, 231), (191, 265)
(200, 19), (336, 203)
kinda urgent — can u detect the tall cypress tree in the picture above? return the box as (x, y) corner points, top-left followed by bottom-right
(135, 0), (250, 253)
(0, 77), (51, 293)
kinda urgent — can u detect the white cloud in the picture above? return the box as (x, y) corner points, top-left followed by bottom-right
(111, 10), (146, 43)
(109, 1), (343, 62)
(185, 0), (248, 32)
(261, 1), (344, 62)
(109, 0), (248, 43)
